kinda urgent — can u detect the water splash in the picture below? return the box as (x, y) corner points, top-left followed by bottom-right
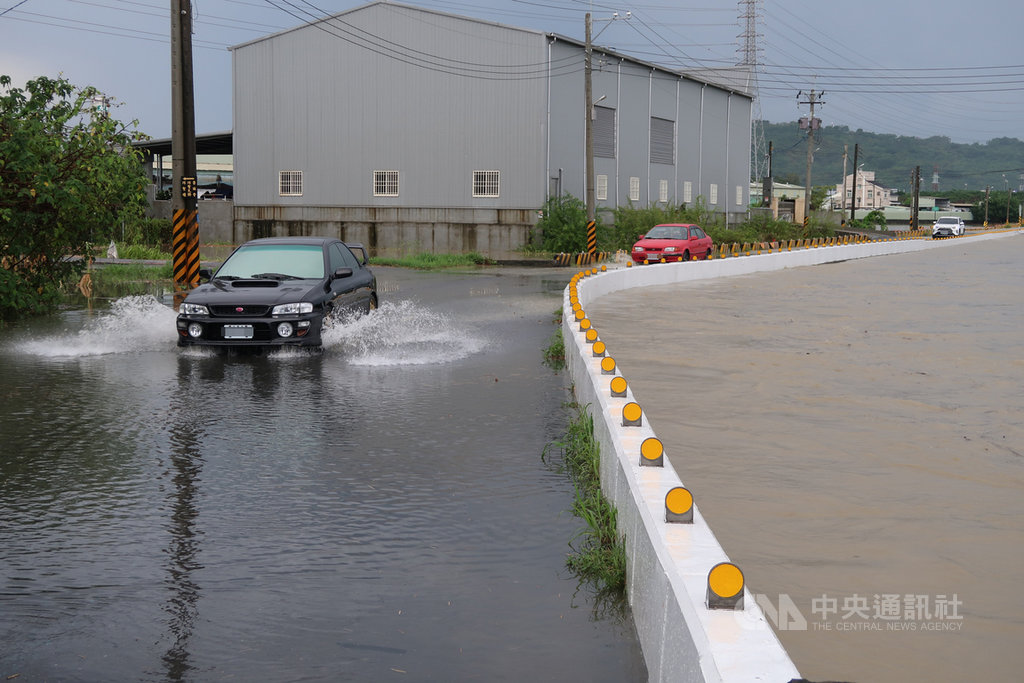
(18, 296), (178, 358)
(324, 300), (486, 366)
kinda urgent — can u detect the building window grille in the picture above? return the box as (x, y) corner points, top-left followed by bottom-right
(374, 170), (399, 196)
(629, 177), (640, 202)
(709, 183), (718, 205)
(659, 180), (669, 203)
(683, 181), (693, 204)
(594, 106), (616, 159)
(735, 185), (743, 206)
(650, 117), (674, 165)
(473, 170), (500, 197)
(279, 170), (303, 196)
(596, 174), (608, 201)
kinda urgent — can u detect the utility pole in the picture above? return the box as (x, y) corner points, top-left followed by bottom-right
(849, 143), (859, 224)
(762, 140), (773, 206)
(841, 145), (848, 223)
(911, 166), (921, 231)
(171, 0), (199, 296)
(798, 90), (823, 227)
(984, 186), (990, 226)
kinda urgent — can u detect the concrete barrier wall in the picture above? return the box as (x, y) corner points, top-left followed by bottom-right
(561, 231), (1021, 682)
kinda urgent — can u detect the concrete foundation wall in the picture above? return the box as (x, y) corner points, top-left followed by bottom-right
(232, 205), (536, 257)
(563, 230), (1021, 681)
(149, 199), (235, 244)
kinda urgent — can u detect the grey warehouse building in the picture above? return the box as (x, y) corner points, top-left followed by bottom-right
(229, 1), (753, 255)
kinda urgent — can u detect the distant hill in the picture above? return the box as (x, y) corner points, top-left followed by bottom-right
(757, 122), (1024, 193)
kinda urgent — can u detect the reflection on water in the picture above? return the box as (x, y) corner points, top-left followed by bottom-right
(0, 268), (645, 681)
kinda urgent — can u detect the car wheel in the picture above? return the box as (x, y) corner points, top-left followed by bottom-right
(682, 250), (690, 262)
(367, 294), (378, 313)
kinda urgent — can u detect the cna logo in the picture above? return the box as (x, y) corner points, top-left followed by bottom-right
(755, 594), (808, 631)
(747, 593), (964, 633)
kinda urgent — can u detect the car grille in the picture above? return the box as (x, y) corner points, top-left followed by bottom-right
(210, 305), (272, 316)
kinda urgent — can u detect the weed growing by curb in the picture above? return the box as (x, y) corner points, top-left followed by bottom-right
(544, 402), (627, 593)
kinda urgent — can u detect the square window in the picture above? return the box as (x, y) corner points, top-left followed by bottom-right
(279, 170), (302, 196)
(473, 170), (500, 197)
(374, 170), (399, 196)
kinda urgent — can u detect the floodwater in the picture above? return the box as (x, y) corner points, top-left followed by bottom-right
(0, 267), (646, 682)
(587, 234), (1024, 682)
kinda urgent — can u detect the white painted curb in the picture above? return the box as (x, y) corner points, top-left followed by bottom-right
(562, 231), (1022, 682)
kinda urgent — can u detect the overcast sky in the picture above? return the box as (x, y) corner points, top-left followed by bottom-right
(2, 0), (1022, 145)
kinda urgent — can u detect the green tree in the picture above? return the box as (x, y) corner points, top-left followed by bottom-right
(1, 75), (148, 320)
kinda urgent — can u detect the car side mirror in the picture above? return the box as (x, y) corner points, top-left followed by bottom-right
(332, 267), (354, 280)
(638, 234), (645, 240)
(199, 268), (212, 281)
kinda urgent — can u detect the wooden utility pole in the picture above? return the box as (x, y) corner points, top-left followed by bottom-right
(171, 0), (199, 293)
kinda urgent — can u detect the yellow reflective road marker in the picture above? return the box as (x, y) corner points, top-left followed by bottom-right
(585, 328), (599, 344)
(707, 562), (744, 610)
(622, 402), (642, 426)
(609, 376), (628, 397)
(592, 340), (606, 357)
(600, 356), (616, 375)
(665, 486), (693, 523)
(640, 437), (663, 467)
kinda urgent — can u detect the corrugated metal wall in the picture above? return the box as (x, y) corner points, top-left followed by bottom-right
(233, 3), (549, 209)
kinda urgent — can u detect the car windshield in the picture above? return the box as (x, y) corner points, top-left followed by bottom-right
(936, 218), (958, 224)
(645, 225), (687, 239)
(217, 244), (325, 279)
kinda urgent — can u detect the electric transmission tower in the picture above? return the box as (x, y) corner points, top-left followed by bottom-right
(739, 0), (767, 183)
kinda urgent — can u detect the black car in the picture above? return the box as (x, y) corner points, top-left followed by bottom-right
(176, 237), (377, 348)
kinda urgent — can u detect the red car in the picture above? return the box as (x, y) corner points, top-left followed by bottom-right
(631, 223), (714, 264)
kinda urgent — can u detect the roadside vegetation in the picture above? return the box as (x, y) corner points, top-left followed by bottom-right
(542, 308), (565, 372)
(370, 252), (494, 269)
(543, 402), (627, 593)
(1, 74), (149, 321)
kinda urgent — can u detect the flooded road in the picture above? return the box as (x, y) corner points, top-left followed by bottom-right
(0, 267), (646, 682)
(587, 234), (1024, 682)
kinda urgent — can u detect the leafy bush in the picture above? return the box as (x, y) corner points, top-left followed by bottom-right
(536, 194), (593, 253)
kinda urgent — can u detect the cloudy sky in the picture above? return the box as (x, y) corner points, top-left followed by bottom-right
(2, 0), (1022, 145)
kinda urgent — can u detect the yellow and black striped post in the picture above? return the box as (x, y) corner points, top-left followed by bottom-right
(172, 205), (200, 304)
(586, 219), (597, 256)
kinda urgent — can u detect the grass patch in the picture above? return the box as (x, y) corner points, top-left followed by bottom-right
(90, 262), (173, 286)
(542, 311), (565, 372)
(113, 243), (173, 260)
(544, 402), (627, 593)
(370, 252), (494, 269)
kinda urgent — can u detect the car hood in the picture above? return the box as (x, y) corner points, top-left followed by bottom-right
(634, 238), (688, 249)
(183, 278), (325, 306)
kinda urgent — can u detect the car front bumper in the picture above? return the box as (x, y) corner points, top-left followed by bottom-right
(176, 313), (324, 347)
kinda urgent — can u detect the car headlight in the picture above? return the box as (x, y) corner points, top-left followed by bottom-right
(664, 246), (677, 252)
(179, 302), (209, 315)
(633, 246), (644, 252)
(272, 302), (314, 315)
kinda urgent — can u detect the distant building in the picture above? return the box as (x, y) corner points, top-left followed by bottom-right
(835, 171), (892, 211)
(228, 1), (754, 254)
